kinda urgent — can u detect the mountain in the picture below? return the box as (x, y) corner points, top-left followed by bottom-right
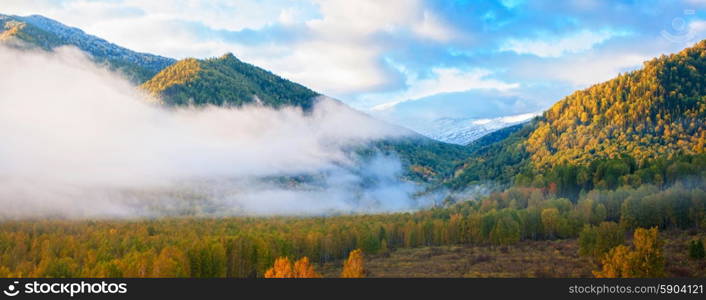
(450, 40), (706, 194)
(0, 14), (175, 83)
(141, 54), (319, 109)
(1, 13), (473, 184)
(447, 121), (536, 189)
(404, 112), (538, 145)
(140, 54), (474, 182)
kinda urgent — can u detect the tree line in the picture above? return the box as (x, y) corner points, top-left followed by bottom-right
(0, 179), (703, 278)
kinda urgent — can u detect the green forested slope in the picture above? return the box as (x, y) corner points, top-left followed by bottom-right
(141, 54), (474, 182)
(141, 54), (319, 109)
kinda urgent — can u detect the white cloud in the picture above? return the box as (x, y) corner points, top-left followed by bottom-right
(412, 10), (457, 41)
(261, 41), (389, 95)
(681, 19), (706, 41)
(501, 29), (629, 58)
(0, 45), (426, 218)
(271, 0), (460, 94)
(538, 53), (650, 86)
(305, 1), (456, 41)
(368, 67), (519, 111)
(114, 0), (299, 31)
(2, 0), (463, 96)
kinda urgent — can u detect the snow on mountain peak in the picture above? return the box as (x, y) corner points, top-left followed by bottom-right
(409, 112), (540, 145)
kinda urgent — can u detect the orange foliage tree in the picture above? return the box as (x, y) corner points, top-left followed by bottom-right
(264, 257), (321, 278)
(293, 257), (322, 278)
(341, 249), (365, 278)
(264, 257), (294, 278)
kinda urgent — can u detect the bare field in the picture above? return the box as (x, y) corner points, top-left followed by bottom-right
(320, 230), (706, 278)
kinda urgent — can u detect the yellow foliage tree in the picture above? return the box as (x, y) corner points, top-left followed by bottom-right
(341, 249), (365, 278)
(152, 246), (189, 277)
(264, 257), (294, 278)
(292, 257), (322, 278)
(541, 208), (560, 238)
(264, 257), (321, 278)
(593, 227), (665, 278)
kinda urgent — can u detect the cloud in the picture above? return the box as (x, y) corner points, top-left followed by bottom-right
(0, 45), (428, 218)
(4, 0), (706, 137)
(247, 0), (460, 95)
(546, 53), (650, 86)
(368, 67), (519, 111)
(500, 29), (631, 58)
(232, 40), (394, 96)
(1, 0), (461, 96)
(412, 10), (457, 41)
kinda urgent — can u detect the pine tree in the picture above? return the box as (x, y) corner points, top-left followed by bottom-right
(688, 239), (705, 259)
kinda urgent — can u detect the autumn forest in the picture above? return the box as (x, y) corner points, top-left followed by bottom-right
(1, 9), (706, 280)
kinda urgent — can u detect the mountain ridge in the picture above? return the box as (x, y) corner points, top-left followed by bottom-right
(0, 13), (175, 82)
(0, 13), (474, 184)
(141, 53), (320, 109)
(450, 39), (706, 195)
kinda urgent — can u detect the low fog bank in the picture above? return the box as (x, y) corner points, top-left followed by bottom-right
(0, 45), (441, 218)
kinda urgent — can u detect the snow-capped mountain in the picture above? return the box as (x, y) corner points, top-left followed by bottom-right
(1, 14), (175, 82)
(408, 112), (540, 145)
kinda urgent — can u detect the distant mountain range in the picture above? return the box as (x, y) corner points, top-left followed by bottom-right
(4, 13), (704, 194)
(405, 112), (539, 145)
(0, 13), (530, 145)
(0, 13), (472, 184)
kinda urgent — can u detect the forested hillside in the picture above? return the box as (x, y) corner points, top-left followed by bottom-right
(1, 13), (706, 279)
(527, 40), (706, 169)
(0, 181), (702, 277)
(0, 14), (175, 82)
(0, 14), (472, 184)
(141, 54), (319, 109)
(451, 40), (706, 196)
(140, 54), (474, 183)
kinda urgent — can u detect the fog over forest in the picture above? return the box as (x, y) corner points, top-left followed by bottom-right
(0, 45), (440, 218)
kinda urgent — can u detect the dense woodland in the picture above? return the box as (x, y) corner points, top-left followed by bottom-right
(451, 40), (706, 193)
(140, 54), (320, 109)
(139, 54), (475, 183)
(0, 178), (703, 278)
(526, 41), (706, 169)
(2, 15), (706, 278)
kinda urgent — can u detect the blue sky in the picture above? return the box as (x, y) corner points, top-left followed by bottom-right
(5, 0), (706, 126)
